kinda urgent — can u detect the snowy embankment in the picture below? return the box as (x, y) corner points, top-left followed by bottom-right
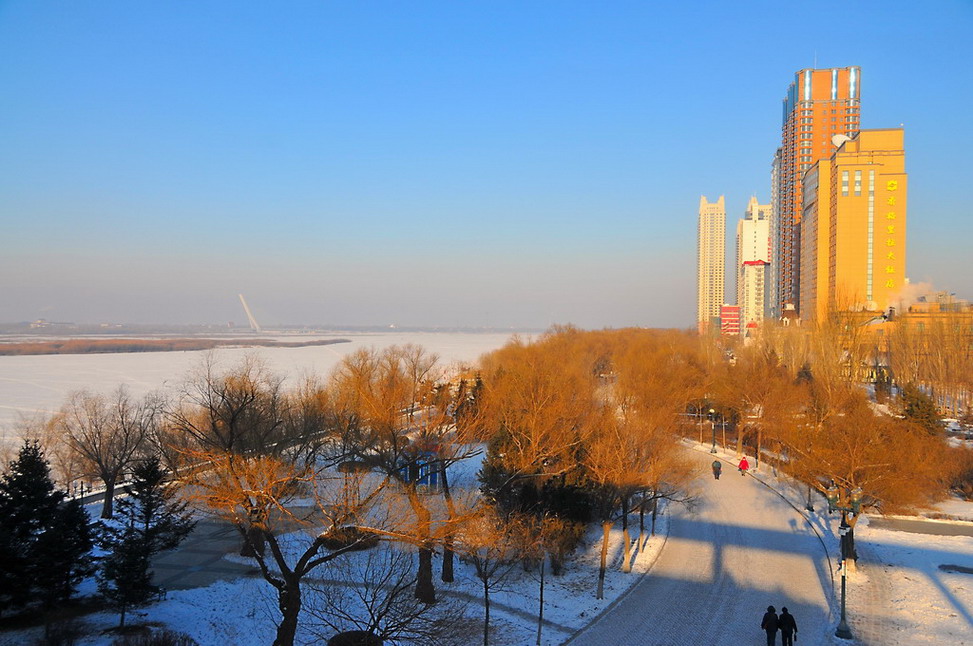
(0, 511), (671, 646)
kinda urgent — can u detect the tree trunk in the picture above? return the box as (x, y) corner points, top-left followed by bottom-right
(440, 465), (455, 583)
(442, 536), (455, 583)
(621, 497), (632, 573)
(597, 521), (611, 599)
(416, 545), (436, 604)
(273, 578), (302, 646)
(101, 475), (116, 519)
(536, 557), (545, 646)
(651, 499), (658, 536)
(406, 484), (437, 603)
(483, 577), (490, 646)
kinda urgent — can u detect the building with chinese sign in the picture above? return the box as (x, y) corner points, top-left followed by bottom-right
(799, 128), (907, 321)
(772, 66), (862, 318)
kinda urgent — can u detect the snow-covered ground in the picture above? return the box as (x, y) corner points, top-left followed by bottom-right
(738, 449), (973, 646)
(851, 519), (973, 645)
(0, 507), (671, 646)
(3, 440), (973, 645)
(0, 331), (516, 441)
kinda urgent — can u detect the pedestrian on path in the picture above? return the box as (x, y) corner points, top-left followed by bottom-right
(778, 607), (798, 645)
(738, 456), (749, 475)
(712, 460), (722, 479)
(761, 605), (779, 646)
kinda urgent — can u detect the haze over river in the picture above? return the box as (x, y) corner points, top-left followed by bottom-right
(0, 331), (515, 444)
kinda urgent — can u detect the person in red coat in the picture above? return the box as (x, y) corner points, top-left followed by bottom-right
(738, 456), (750, 475)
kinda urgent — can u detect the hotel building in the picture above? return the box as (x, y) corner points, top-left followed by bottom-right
(799, 128), (907, 321)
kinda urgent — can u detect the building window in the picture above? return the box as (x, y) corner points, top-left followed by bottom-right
(841, 170), (849, 196)
(854, 169), (862, 196)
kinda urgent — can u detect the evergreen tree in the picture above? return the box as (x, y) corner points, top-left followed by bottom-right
(98, 457), (196, 626)
(900, 383), (942, 435)
(0, 441), (93, 615)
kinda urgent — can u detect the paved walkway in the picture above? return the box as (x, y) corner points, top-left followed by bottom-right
(568, 449), (835, 646)
(152, 517), (258, 590)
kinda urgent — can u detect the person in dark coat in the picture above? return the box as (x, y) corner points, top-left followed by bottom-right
(760, 605), (779, 646)
(778, 607), (798, 645)
(712, 460), (722, 479)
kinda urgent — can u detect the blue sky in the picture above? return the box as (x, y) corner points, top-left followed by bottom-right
(1, 1), (971, 329)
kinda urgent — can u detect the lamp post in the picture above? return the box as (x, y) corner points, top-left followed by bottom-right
(835, 519), (852, 639)
(826, 485), (864, 640)
(720, 413), (727, 453)
(709, 408), (717, 453)
(696, 405), (703, 445)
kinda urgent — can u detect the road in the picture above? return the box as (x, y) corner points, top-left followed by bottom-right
(567, 449), (835, 646)
(868, 517), (973, 537)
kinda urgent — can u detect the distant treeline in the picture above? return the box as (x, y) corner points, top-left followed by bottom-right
(0, 338), (351, 356)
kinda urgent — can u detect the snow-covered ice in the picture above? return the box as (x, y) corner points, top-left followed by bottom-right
(0, 331), (516, 438)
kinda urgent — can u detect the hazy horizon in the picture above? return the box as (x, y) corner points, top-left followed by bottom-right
(3, 1), (971, 329)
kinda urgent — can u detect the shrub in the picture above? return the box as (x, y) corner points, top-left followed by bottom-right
(327, 631), (382, 646)
(111, 629), (199, 646)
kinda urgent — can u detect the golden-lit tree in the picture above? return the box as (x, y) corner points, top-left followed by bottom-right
(329, 344), (479, 604)
(187, 450), (394, 646)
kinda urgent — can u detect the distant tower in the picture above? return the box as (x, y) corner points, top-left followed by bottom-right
(772, 66), (862, 317)
(697, 196), (726, 333)
(238, 294), (262, 332)
(736, 196), (771, 329)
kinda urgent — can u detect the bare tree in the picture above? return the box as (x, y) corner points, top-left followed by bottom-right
(455, 506), (529, 646)
(166, 354), (287, 456)
(55, 387), (157, 518)
(305, 547), (472, 646)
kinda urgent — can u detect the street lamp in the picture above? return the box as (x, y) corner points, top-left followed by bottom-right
(835, 519), (853, 639)
(826, 484), (864, 640)
(709, 408), (717, 453)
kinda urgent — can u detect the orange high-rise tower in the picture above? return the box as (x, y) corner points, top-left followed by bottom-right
(771, 67), (861, 317)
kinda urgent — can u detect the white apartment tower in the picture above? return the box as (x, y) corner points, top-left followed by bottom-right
(736, 196), (772, 329)
(697, 195), (726, 333)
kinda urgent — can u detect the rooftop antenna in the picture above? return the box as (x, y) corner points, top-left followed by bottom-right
(238, 294), (262, 332)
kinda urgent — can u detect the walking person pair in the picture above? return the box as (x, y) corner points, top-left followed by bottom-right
(761, 605), (798, 646)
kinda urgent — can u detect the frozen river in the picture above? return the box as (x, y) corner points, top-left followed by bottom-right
(0, 331), (516, 441)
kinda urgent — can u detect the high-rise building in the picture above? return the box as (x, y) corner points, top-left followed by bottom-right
(697, 195), (726, 333)
(799, 128), (907, 321)
(740, 260), (770, 332)
(735, 196), (771, 325)
(772, 66), (861, 317)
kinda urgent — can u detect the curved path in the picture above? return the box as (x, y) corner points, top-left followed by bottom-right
(568, 448), (835, 646)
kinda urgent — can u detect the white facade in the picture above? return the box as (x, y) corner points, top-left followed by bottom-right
(697, 195), (726, 332)
(736, 196), (771, 325)
(740, 261), (769, 333)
